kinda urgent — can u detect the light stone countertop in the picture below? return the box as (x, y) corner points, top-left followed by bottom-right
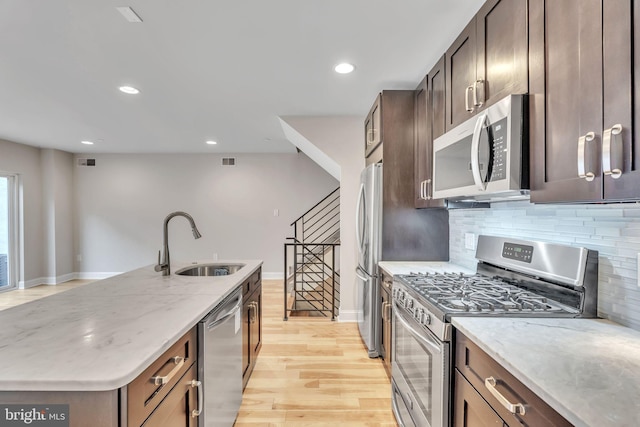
(452, 317), (640, 427)
(0, 259), (262, 392)
(378, 261), (475, 277)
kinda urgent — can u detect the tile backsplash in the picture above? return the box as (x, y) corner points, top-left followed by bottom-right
(449, 200), (640, 331)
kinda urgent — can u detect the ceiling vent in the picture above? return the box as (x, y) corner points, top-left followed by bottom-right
(222, 158), (236, 166)
(77, 158), (96, 167)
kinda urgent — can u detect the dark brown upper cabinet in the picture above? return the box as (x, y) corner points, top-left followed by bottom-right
(445, 0), (528, 131)
(415, 57), (447, 208)
(364, 94), (382, 164)
(529, 0), (640, 202)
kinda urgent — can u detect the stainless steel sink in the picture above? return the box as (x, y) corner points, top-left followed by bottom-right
(175, 263), (245, 276)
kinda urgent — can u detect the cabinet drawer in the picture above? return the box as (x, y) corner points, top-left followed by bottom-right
(128, 327), (197, 427)
(142, 363), (199, 427)
(242, 268), (262, 297)
(453, 370), (504, 427)
(455, 331), (571, 427)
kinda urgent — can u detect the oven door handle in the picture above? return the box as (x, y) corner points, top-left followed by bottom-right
(391, 392), (408, 427)
(393, 302), (442, 354)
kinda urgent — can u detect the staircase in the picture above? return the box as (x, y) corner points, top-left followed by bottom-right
(284, 188), (340, 320)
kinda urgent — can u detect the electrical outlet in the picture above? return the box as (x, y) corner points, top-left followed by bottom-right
(76, 254), (82, 263)
(465, 233), (476, 250)
(273, 209), (279, 217)
(212, 253), (218, 261)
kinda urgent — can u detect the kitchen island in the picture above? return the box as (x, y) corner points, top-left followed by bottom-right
(0, 260), (262, 425)
(453, 317), (640, 427)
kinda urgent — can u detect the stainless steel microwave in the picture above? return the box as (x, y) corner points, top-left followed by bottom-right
(432, 94), (529, 202)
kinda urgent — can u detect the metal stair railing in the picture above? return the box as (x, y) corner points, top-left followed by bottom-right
(284, 187), (340, 320)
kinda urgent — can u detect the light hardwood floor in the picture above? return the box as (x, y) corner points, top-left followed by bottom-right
(0, 280), (93, 311)
(236, 280), (398, 427)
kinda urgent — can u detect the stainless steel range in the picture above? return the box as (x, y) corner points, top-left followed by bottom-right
(390, 235), (598, 427)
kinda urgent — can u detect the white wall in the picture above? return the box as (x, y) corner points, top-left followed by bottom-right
(41, 149), (75, 282)
(0, 139), (44, 286)
(279, 116), (364, 321)
(73, 152), (338, 276)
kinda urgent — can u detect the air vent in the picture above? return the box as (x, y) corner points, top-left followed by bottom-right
(77, 158), (96, 167)
(222, 158), (236, 166)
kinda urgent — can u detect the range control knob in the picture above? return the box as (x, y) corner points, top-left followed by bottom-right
(414, 308), (424, 322)
(406, 298), (414, 310)
(422, 312), (432, 326)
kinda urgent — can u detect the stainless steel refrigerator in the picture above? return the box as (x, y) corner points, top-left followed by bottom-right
(355, 163), (382, 357)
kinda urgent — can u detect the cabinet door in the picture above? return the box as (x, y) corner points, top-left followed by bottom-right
(602, 0), (640, 200)
(475, 0), (528, 109)
(454, 370), (504, 427)
(414, 76), (430, 208)
(250, 285), (262, 360)
(430, 55), (447, 142)
(142, 364), (199, 427)
(529, 0), (604, 203)
(365, 94), (382, 158)
(242, 298), (251, 386)
(446, 19), (477, 130)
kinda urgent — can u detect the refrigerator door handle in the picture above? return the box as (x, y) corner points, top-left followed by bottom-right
(355, 266), (370, 282)
(355, 183), (366, 251)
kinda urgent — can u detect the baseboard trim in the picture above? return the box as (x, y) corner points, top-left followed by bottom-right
(337, 309), (358, 323)
(76, 272), (123, 280)
(263, 272), (284, 280)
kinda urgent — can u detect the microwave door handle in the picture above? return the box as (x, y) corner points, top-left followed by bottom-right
(471, 114), (488, 191)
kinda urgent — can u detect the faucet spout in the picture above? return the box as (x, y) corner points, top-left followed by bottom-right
(155, 211), (202, 276)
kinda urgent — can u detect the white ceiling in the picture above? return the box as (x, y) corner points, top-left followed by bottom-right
(0, 0), (485, 154)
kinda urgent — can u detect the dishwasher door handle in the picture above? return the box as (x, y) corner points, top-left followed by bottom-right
(206, 294), (243, 330)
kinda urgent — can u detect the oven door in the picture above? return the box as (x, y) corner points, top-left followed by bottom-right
(391, 301), (449, 427)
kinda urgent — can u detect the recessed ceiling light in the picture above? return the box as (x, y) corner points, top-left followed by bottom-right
(334, 63), (355, 74)
(119, 86), (140, 94)
(81, 140), (94, 145)
(206, 140), (218, 145)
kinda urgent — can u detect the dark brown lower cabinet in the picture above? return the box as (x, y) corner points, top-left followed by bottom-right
(454, 370), (504, 427)
(242, 269), (262, 389)
(142, 364), (199, 427)
(454, 331), (572, 427)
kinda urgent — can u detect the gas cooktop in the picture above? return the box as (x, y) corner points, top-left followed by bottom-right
(397, 272), (578, 315)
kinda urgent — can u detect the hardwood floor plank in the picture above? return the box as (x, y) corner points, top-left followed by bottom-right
(236, 279), (397, 426)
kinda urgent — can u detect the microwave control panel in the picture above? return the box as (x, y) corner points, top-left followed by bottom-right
(488, 117), (508, 181)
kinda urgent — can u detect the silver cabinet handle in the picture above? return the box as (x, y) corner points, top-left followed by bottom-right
(366, 129), (374, 146)
(577, 132), (596, 181)
(473, 80), (484, 107)
(471, 114), (488, 191)
(465, 85), (474, 112)
(355, 183), (365, 251)
(151, 356), (185, 386)
(602, 124), (623, 179)
(419, 180), (427, 200)
(425, 178), (432, 200)
(485, 377), (526, 415)
(190, 379), (203, 417)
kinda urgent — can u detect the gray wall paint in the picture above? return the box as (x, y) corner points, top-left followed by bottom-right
(73, 152), (338, 274)
(0, 139), (44, 285)
(41, 149), (75, 280)
(450, 201), (640, 331)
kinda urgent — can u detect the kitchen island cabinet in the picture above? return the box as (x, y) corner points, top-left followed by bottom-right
(445, 0), (528, 131)
(242, 268), (262, 389)
(0, 260), (263, 427)
(529, 0), (640, 202)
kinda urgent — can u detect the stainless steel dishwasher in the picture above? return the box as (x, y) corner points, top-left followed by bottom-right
(198, 287), (243, 427)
